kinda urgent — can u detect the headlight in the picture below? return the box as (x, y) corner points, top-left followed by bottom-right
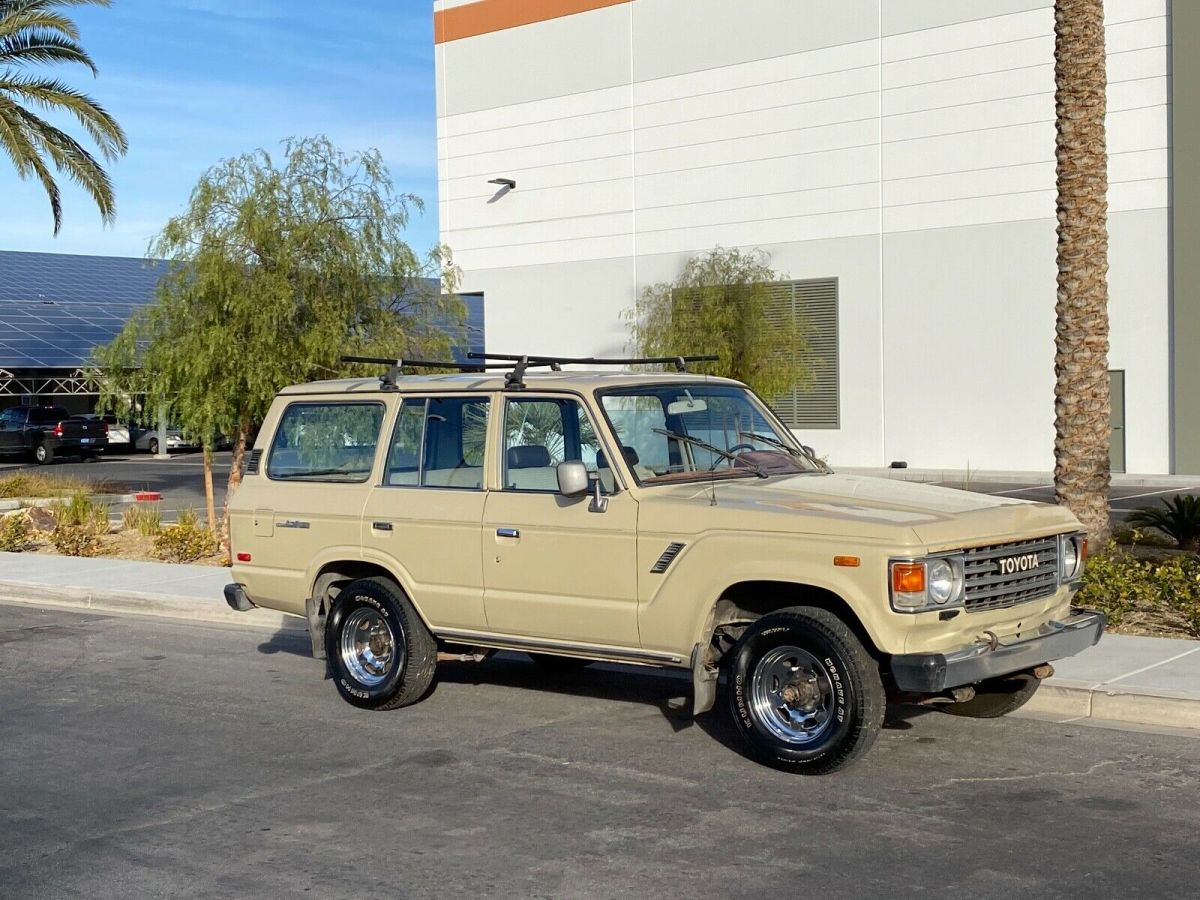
(1059, 533), (1087, 581)
(890, 554), (964, 613)
(928, 558), (956, 604)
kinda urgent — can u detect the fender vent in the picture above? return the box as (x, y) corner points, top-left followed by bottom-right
(650, 542), (686, 574)
(244, 448), (263, 475)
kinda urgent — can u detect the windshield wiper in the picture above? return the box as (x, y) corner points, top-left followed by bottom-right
(739, 431), (831, 473)
(272, 468), (367, 480)
(652, 428), (767, 479)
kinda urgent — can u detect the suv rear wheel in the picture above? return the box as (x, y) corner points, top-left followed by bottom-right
(727, 607), (884, 774)
(325, 577), (436, 710)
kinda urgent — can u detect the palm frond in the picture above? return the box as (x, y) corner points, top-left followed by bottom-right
(9, 101), (113, 223)
(1128, 495), (1200, 551)
(0, 28), (96, 73)
(0, 74), (126, 157)
(0, 96), (62, 229)
(0, 9), (81, 42)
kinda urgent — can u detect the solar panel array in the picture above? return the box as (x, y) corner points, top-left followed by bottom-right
(0, 251), (486, 370)
(0, 251), (168, 369)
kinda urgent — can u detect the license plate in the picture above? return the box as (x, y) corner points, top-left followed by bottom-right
(80, 438), (91, 445)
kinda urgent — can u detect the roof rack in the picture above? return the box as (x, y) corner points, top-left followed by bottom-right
(467, 352), (719, 389)
(339, 354), (514, 390)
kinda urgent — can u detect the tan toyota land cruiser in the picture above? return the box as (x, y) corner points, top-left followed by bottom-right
(225, 354), (1103, 774)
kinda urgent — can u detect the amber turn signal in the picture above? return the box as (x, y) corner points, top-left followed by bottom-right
(833, 556), (860, 567)
(892, 562), (925, 594)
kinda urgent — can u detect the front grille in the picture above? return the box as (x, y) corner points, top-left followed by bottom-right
(962, 537), (1059, 613)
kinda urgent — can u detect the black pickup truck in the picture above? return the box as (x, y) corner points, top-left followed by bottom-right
(0, 406), (109, 464)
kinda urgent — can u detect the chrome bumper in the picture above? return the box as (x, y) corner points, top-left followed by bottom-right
(890, 607), (1105, 693)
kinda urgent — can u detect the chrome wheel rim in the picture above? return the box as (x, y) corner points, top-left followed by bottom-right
(749, 645), (835, 745)
(339, 607), (399, 686)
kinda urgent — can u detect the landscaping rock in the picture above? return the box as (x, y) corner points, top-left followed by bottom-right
(24, 507), (57, 533)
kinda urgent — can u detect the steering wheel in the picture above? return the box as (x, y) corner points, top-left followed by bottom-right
(708, 443), (758, 471)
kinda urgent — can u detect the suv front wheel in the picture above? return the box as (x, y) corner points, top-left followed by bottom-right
(727, 607), (884, 774)
(325, 578), (436, 711)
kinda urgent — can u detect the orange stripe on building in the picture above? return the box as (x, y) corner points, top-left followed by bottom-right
(434, 0), (632, 44)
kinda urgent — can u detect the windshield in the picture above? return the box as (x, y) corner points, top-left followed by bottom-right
(598, 384), (820, 484)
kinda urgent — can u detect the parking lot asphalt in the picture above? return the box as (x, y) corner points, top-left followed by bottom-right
(1, 603), (1197, 899)
(0, 450), (232, 522)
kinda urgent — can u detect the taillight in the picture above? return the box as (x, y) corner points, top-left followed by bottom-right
(53, 423), (63, 438)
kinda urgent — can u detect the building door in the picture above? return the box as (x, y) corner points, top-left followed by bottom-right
(1110, 370), (1126, 474)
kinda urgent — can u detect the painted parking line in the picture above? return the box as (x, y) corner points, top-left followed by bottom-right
(985, 484), (1054, 496)
(1109, 485), (1200, 504)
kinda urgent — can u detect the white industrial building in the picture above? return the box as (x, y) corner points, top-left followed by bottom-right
(434, 0), (1192, 474)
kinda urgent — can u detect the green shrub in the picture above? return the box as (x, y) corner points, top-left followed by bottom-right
(122, 502), (162, 536)
(1128, 494), (1200, 552)
(1075, 544), (1159, 628)
(153, 523), (217, 563)
(1151, 554), (1200, 638)
(50, 523), (102, 557)
(0, 514), (34, 552)
(175, 506), (200, 530)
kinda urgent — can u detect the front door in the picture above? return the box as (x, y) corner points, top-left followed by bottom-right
(482, 395), (640, 648)
(0, 408), (23, 454)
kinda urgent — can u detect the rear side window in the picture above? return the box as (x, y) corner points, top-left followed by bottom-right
(29, 408), (67, 425)
(267, 402), (385, 482)
(384, 396), (491, 489)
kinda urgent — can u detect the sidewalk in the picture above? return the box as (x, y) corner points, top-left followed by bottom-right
(0, 551), (291, 630)
(0, 552), (1196, 731)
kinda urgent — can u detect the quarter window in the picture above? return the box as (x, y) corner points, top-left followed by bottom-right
(266, 402), (384, 482)
(385, 396), (490, 489)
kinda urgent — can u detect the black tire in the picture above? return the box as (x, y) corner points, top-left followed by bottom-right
(34, 443), (54, 465)
(528, 653), (593, 673)
(940, 672), (1041, 719)
(325, 577), (436, 711)
(727, 607), (884, 775)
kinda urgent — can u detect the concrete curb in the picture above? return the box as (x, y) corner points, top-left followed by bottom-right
(1023, 680), (1200, 729)
(0, 582), (295, 631)
(838, 467), (1200, 488)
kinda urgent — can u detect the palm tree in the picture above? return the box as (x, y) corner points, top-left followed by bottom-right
(0, 0), (127, 234)
(1053, 0), (1112, 546)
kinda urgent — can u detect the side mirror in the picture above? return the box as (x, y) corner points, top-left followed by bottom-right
(556, 460), (589, 497)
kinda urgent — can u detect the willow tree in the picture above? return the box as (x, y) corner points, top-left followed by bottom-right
(1053, 0), (1112, 545)
(626, 247), (810, 403)
(96, 136), (461, 543)
(0, 0), (127, 233)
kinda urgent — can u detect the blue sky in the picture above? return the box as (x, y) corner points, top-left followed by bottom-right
(0, 0), (440, 259)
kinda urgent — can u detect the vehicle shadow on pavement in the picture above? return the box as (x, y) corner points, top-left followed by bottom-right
(256, 627), (314, 658)
(435, 654), (699, 732)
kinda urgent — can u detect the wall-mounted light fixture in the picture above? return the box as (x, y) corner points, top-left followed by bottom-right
(488, 177), (517, 190)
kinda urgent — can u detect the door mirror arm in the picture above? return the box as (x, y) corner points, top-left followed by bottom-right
(588, 470), (608, 514)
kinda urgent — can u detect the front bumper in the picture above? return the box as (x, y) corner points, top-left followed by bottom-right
(890, 607), (1105, 692)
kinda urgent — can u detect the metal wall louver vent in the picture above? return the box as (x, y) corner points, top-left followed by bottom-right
(650, 542), (686, 574)
(764, 278), (840, 430)
(244, 448), (263, 475)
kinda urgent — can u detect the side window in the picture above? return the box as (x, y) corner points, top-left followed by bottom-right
(0, 408), (21, 425)
(266, 402), (384, 482)
(503, 398), (612, 493)
(384, 396), (490, 489)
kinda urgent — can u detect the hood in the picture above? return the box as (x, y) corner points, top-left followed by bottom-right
(639, 472), (1078, 550)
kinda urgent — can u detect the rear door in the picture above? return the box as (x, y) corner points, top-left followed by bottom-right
(361, 394), (492, 631)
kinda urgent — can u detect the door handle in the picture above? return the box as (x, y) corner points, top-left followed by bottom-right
(496, 527), (520, 539)
(372, 521), (393, 532)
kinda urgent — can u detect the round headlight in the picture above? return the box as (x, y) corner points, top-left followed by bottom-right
(928, 558), (955, 604)
(1062, 539), (1079, 577)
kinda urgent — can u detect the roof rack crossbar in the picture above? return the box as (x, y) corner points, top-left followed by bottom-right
(339, 354), (517, 390)
(468, 352), (717, 372)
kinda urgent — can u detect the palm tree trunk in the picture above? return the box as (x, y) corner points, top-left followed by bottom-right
(1054, 0), (1112, 546)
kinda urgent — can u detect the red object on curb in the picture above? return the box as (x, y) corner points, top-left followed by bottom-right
(134, 491), (162, 502)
